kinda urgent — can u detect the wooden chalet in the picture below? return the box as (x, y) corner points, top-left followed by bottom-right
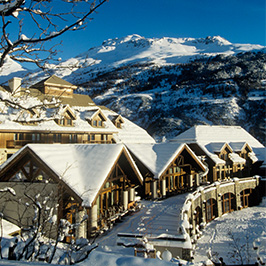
(171, 125), (265, 182)
(126, 142), (207, 199)
(0, 75), (155, 163)
(0, 144), (143, 238)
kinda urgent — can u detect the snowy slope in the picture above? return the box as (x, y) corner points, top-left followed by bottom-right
(25, 34), (265, 84)
(0, 56), (27, 83)
(0, 35), (265, 144)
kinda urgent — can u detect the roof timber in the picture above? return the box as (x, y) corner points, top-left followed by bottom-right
(0, 146), (83, 204)
(0, 144), (143, 207)
(91, 146), (143, 207)
(126, 143), (206, 180)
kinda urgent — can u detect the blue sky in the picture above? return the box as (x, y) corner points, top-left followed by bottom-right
(23, 0), (266, 61)
(58, 0), (265, 60)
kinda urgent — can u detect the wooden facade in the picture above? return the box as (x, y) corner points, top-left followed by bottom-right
(0, 144), (143, 239)
(0, 131), (114, 162)
(127, 143), (207, 199)
(32, 75), (77, 98)
(188, 142), (260, 184)
(0, 76), (131, 163)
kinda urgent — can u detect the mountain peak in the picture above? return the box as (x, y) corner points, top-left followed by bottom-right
(203, 36), (232, 45)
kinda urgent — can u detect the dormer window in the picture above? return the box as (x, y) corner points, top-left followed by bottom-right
(110, 114), (124, 129)
(219, 146), (231, 161)
(85, 109), (107, 128)
(56, 105), (76, 127)
(93, 120), (98, 127)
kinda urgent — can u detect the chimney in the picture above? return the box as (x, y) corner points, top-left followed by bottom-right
(8, 77), (22, 95)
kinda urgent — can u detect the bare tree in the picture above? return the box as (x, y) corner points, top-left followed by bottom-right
(0, 182), (97, 264)
(0, 0), (108, 69)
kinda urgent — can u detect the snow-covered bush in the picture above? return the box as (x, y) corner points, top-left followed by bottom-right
(0, 184), (97, 264)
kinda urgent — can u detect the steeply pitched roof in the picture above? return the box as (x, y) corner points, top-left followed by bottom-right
(126, 142), (206, 179)
(101, 109), (155, 144)
(229, 142), (250, 152)
(84, 108), (107, 122)
(205, 142), (232, 153)
(27, 87), (95, 107)
(0, 144), (143, 207)
(171, 125), (266, 166)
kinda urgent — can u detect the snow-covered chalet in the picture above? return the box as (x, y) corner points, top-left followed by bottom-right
(0, 76), (264, 259)
(0, 75), (155, 163)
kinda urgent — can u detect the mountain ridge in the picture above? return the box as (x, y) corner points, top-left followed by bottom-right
(0, 35), (265, 144)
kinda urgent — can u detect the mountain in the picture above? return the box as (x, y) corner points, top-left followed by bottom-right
(1, 35), (266, 144)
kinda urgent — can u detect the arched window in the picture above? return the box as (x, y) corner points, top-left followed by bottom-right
(206, 198), (217, 222)
(221, 193), (235, 214)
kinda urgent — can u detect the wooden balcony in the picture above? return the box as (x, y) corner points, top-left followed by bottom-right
(6, 140), (34, 149)
(82, 140), (112, 144)
(6, 139), (113, 149)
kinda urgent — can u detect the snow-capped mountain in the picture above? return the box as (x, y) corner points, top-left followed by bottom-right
(26, 34), (264, 83)
(1, 35), (265, 144)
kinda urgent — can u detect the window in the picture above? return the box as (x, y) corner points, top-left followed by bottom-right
(221, 193), (235, 214)
(101, 134), (107, 142)
(93, 120), (97, 127)
(91, 134), (95, 141)
(32, 134), (40, 142)
(98, 120), (102, 127)
(240, 189), (252, 208)
(14, 133), (23, 141)
(206, 198), (217, 222)
(53, 134), (61, 143)
(73, 134), (77, 142)
(69, 134), (77, 143)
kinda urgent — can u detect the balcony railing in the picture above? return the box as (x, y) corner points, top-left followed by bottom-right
(6, 140), (35, 149)
(6, 139), (113, 148)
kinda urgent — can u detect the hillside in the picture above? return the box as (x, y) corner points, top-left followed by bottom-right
(1, 35), (265, 144)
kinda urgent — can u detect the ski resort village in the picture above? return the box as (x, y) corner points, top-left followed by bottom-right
(0, 74), (264, 266)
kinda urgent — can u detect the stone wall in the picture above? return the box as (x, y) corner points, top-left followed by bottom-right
(181, 176), (261, 240)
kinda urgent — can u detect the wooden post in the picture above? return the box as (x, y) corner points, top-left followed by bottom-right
(162, 179), (166, 197)
(123, 191), (128, 211)
(152, 180), (157, 199)
(129, 187), (135, 202)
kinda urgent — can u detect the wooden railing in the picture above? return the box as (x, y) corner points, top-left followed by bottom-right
(6, 139), (113, 148)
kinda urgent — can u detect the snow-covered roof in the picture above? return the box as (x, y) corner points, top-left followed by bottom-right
(229, 152), (246, 164)
(126, 142), (206, 179)
(229, 142), (248, 152)
(102, 109), (155, 144)
(0, 87), (155, 144)
(196, 143), (225, 165)
(31, 74), (77, 89)
(171, 125), (266, 166)
(205, 142), (231, 153)
(2, 144), (142, 207)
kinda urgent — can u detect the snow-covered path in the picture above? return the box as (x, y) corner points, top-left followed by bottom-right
(97, 194), (187, 249)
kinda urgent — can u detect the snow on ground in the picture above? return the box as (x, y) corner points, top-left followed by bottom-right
(97, 194), (187, 248)
(0, 196), (265, 265)
(194, 197), (266, 265)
